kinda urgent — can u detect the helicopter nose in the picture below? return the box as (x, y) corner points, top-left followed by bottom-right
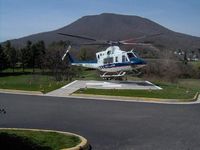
(140, 59), (147, 65)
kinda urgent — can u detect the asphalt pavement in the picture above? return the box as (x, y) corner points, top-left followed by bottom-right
(0, 93), (200, 150)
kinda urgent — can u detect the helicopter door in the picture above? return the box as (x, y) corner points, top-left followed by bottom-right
(122, 55), (128, 62)
(103, 57), (113, 64)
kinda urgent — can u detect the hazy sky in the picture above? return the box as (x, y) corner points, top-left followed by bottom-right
(0, 0), (200, 42)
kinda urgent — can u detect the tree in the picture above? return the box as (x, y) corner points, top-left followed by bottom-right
(79, 47), (95, 61)
(79, 48), (88, 61)
(4, 41), (17, 72)
(35, 40), (46, 71)
(198, 49), (200, 58)
(18, 41), (32, 72)
(183, 51), (188, 64)
(20, 48), (27, 72)
(31, 44), (38, 73)
(45, 48), (69, 81)
(27, 40), (47, 73)
(18, 40), (46, 73)
(46, 41), (73, 81)
(0, 45), (8, 72)
(9, 47), (17, 73)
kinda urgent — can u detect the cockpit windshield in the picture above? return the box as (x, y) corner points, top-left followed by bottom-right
(127, 52), (137, 59)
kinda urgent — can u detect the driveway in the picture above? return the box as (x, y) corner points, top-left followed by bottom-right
(0, 93), (200, 150)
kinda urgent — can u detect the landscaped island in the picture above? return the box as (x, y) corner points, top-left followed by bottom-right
(0, 129), (81, 150)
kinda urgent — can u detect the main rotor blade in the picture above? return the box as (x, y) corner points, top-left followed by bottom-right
(122, 42), (152, 46)
(119, 37), (145, 43)
(120, 33), (163, 43)
(79, 43), (109, 46)
(58, 33), (97, 41)
(144, 33), (163, 39)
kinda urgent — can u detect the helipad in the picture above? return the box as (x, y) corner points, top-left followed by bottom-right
(46, 80), (162, 97)
(85, 80), (161, 89)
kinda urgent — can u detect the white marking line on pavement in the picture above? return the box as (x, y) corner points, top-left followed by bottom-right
(145, 81), (162, 90)
(86, 83), (105, 86)
(61, 80), (78, 89)
(86, 82), (113, 85)
(103, 84), (121, 87)
(86, 82), (121, 87)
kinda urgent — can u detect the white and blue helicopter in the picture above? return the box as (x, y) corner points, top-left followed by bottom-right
(59, 33), (159, 79)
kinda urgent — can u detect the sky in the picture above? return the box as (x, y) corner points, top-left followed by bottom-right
(0, 0), (200, 42)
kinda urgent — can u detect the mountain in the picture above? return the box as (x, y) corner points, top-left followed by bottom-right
(5, 13), (200, 51)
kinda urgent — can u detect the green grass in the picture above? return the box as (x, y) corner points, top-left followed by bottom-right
(2, 68), (48, 73)
(0, 129), (81, 150)
(75, 69), (101, 80)
(1, 67), (200, 99)
(75, 79), (200, 100)
(189, 61), (200, 69)
(0, 67), (98, 93)
(0, 75), (68, 93)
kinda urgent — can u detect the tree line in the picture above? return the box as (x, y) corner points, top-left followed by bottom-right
(0, 40), (199, 82)
(0, 40), (79, 81)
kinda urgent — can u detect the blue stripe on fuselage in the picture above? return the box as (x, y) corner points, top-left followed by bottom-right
(99, 63), (130, 69)
(99, 58), (146, 69)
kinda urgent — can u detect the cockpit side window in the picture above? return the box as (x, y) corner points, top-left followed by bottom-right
(127, 53), (136, 59)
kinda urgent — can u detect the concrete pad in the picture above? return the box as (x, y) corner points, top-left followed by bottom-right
(85, 80), (162, 90)
(46, 80), (161, 97)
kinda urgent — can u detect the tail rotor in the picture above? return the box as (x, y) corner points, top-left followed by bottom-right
(62, 45), (71, 61)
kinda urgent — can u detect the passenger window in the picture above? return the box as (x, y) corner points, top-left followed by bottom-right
(122, 55), (126, 62)
(103, 57), (113, 64)
(115, 57), (118, 62)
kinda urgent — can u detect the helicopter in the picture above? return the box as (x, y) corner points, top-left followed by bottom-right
(59, 33), (160, 80)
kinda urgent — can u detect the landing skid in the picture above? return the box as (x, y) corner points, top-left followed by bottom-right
(100, 71), (126, 80)
(131, 69), (142, 77)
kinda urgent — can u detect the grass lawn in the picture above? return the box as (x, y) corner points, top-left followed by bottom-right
(1, 67), (200, 99)
(0, 67), (98, 93)
(75, 79), (200, 100)
(2, 68), (51, 74)
(190, 61), (200, 69)
(75, 69), (101, 80)
(0, 75), (68, 93)
(0, 129), (81, 150)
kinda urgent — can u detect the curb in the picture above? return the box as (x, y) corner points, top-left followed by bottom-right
(0, 89), (43, 95)
(72, 92), (199, 104)
(0, 128), (90, 150)
(0, 87), (199, 104)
